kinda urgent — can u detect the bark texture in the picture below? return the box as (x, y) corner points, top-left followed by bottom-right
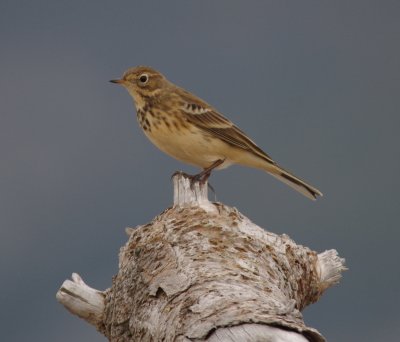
(57, 174), (346, 342)
(57, 273), (105, 330)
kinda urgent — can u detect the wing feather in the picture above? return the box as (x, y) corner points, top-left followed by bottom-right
(181, 100), (275, 165)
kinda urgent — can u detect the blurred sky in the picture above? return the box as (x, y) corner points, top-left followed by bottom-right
(1, 1), (399, 341)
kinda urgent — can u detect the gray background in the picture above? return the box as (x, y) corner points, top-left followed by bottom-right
(1, 1), (399, 341)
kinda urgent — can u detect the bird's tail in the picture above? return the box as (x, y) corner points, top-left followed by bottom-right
(267, 164), (323, 200)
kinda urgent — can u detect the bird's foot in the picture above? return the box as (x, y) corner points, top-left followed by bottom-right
(171, 170), (210, 186)
(190, 170), (211, 184)
(170, 170), (217, 201)
(171, 170), (189, 180)
(171, 159), (224, 194)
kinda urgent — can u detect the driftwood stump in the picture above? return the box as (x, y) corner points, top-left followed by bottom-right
(57, 174), (346, 341)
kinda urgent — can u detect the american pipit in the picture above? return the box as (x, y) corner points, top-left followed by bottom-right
(110, 66), (322, 200)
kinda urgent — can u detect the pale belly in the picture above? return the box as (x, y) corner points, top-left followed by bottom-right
(143, 124), (234, 170)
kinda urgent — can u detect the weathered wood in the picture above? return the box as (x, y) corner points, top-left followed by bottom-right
(172, 172), (214, 210)
(56, 273), (105, 330)
(57, 173), (346, 341)
(207, 324), (310, 342)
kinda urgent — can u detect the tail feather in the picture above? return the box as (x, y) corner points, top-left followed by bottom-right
(268, 166), (323, 200)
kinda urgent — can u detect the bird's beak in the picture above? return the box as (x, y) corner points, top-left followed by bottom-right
(109, 79), (125, 84)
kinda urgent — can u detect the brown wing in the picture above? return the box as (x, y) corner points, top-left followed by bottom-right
(179, 93), (275, 165)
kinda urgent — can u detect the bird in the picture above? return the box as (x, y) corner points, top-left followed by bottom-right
(110, 66), (322, 200)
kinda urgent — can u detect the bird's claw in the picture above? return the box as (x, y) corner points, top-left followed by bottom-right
(170, 170), (211, 189)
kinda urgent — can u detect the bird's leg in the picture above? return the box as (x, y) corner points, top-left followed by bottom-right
(192, 159), (225, 184)
(171, 159), (224, 192)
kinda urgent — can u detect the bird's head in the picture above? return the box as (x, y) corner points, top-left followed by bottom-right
(110, 66), (168, 108)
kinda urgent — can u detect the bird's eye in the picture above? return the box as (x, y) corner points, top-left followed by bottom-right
(139, 74), (149, 84)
